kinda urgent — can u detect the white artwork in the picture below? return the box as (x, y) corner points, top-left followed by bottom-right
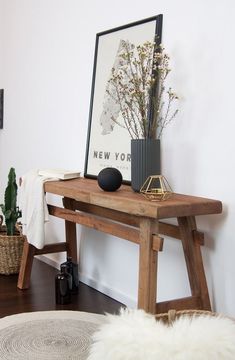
(100, 40), (134, 136)
(84, 15), (162, 182)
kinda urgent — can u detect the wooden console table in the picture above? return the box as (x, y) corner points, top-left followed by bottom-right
(17, 178), (222, 314)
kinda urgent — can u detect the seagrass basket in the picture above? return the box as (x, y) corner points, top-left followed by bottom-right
(155, 309), (216, 325)
(0, 216), (25, 275)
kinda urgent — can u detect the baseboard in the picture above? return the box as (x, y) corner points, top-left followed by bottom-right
(78, 272), (137, 309)
(38, 255), (137, 309)
(36, 254), (61, 270)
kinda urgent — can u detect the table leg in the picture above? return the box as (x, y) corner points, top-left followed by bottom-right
(63, 197), (78, 263)
(177, 216), (211, 310)
(17, 240), (36, 289)
(138, 218), (158, 314)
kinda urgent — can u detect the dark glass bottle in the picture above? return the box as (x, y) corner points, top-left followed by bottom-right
(55, 265), (72, 304)
(60, 263), (73, 292)
(61, 257), (79, 294)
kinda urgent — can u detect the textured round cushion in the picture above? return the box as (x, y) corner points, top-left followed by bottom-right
(88, 309), (235, 360)
(0, 310), (105, 359)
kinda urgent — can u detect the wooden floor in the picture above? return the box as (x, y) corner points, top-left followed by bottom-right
(0, 258), (124, 319)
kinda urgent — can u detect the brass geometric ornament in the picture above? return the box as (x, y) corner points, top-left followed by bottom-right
(140, 175), (173, 201)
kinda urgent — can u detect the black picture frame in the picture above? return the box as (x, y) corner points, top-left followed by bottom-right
(0, 89), (3, 129)
(84, 15), (163, 182)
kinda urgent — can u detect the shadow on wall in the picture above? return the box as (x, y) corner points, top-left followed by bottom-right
(198, 204), (227, 252)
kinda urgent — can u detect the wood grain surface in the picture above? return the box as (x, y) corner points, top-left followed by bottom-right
(44, 178), (222, 219)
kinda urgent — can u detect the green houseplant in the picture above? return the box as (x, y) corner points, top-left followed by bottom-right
(0, 167), (24, 275)
(107, 40), (179, 191)
(0, 167), (22, 235)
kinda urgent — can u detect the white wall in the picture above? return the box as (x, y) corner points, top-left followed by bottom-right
(0, 1), (3, 90)
(0, 0), (234, 316)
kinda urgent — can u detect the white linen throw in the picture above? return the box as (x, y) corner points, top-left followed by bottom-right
(19, 170), (58, 249)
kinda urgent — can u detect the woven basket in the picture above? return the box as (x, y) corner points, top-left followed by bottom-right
(0, 216), (25, 275)
(155, 309), (216, 325)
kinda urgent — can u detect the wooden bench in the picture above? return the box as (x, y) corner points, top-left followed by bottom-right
(17, 178), (222, 314)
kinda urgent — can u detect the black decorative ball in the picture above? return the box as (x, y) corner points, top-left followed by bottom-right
(97, 167), (122, 192)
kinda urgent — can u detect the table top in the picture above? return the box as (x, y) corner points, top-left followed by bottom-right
(44, 178), (222, 220)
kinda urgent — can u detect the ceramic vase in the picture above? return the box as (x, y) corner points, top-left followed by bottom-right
(131, 139), (161, 192)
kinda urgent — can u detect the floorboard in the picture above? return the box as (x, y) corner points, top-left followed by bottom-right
(0, 258), (124, 318)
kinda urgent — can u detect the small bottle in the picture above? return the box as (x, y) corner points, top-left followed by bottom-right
(61, 257), (79, 294)
(55, 265), (72, 304)
(60, 263), (73, 292)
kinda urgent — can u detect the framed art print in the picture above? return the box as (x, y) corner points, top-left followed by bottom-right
(84, 15), (163, 182)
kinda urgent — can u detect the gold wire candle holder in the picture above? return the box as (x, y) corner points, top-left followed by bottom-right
(140, 175), (173, 201)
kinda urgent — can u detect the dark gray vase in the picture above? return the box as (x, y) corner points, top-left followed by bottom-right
(131, 139), (161, 192)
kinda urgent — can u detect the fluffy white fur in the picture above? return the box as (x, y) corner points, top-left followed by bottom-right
(88, 308), (235, 360)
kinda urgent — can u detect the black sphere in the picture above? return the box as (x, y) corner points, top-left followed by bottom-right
(97, 167), (122, 192)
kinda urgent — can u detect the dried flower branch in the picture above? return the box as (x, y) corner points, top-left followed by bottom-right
(106, 40), (179, 139)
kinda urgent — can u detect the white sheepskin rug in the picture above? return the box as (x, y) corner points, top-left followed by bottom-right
(88, 308), (235, 360)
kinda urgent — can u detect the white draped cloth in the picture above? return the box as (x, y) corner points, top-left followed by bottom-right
(19, 170), (58, 249)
